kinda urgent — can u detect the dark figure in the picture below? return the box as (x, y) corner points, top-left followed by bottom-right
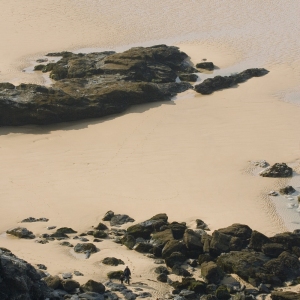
(123, 266), (131, 284)
(120, 274), (125, 284)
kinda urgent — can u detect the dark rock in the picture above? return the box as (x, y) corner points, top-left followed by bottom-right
(152, 246), (162, 257)
(6, 227), (35, 239)
(62, 279), (80, 292)
(194, 68), (268, 95)
(183, 229), (203, 253)
(262, 243), (286, 258)
(165, 252), (187, 268)
(162, 240), (187, 258)
(110, 214), (135, 226)
(21, 217), (49, 222)
(179, 73), (198, 82)
(259, 163), (293, 178)
(133, 242), (153, 253)
(121, 234), (136, 249)
(95, 222), (108, 230)
(93, 230), (108, 238)
(172, 277), (206, 293)
(179, 289), (196, 299)
(81, 280), (105, 294)
(107, 270), (124, 279)
(74, 243), (97, 253)
(155, 266), (169, 274)
(279, 186), (296, 195)
(201, 261), (224, 284)
(56, 227), (77, 234)
(196, 219), (208, 230)
(269, 232), (300, 249)
(248, 230), (270, 251)
(138, 292), (152, 298)
(200, 295), (218, 300)
(126, 223), (153, 239)
(258, 283), (270, 294)
(93, 238), (102, 243)
(271, 291), (300, 300)
(198, 253), (214, 265)
(188, 259), (198, 267)
(43, 275), (62, 289)
(202, 233), (212, 253)
(217, 223), (252, 244)
(103, 210), (114, 221)
(60, 241), (73, 247)
(37, 264), (47, 270)
(172, 264), (191, 277)
(0, 82), (15, 89)
(170, 222), (187, 239)
(77, 292), (105, 299)
(102, 257), (124, 266)
(151, 229), (174, 247)
(215, 285), (231, 300)
(74, 271), (84, 276)
(157, 273), (168, 282)
(150, 213), (168, 222)
(50, 231), (69, 239)
(196, 62), (215, 71)
(292, 246), (300, 257)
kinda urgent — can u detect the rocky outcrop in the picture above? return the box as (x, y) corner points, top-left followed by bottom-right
(194, 68), (268, 95)
(0, 45), (193, 126)
(0, 248), (53, 299)
(259, 163), (293, 178)
(6, 227), (35, 239)
(201, 261), (224, 284)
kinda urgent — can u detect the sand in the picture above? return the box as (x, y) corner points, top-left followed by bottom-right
(1, 0), (300, 296)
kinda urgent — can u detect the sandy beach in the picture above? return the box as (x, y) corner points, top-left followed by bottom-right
(1, 1), (300, 298)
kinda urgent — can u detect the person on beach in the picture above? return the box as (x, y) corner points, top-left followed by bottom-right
(120, 273), (125, 284)
(123, 266), (131, 284)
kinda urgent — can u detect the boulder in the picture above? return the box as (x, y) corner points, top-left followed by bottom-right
(133, 242), (153, 253)
(172, 264), (191, 277)
(179, 73), (198, 82)
(194, 68), (268, 95)
(121, 234), (136, 249)
(170, 222), (187, 239)
(259, 163), (293, 178)
(62, 279), (80, 292)
(43, 275), (62, 289)
(196, 62), (215, 70)
(201, 261), (224, 284)
(271, 291), (300, 300)
(110, 214), (134, 226)
(102, 257), (124, 266)
(279, 186), (296, 195)
(196, 219), (209, 230)
(150, 213), (168, 222)
(103, 210), (114, 221)
(172, 277), (206, 293)
(6, 227), (35, 239)
(179, 290), (196, 299)
(126, 223), (153, 239)
(56, 227), (77, 234)
(269, 232), (300, 249)
(183, 229), (203, 252)
(157, 273), (168, 282)
(165, 252), (187, 268)
(151, 229), (174, 247)
(162, 240), (187, 258)
(0, 249), (53, 299)
(217, 223), (252, 245)
(198, 253), (214, 265)
(93, 230), (108, 238)
(81, 280), (105, 294)
(107, 270), (124, 280)
(74, 243), (97, 253)
(215, 285), (231, 300)
(21, 217), (49, 223)
(262, 243), (286, 258)
(95, 222), (108, 230)
(248, 230), (270, 251)
(155, 266), (169, 275)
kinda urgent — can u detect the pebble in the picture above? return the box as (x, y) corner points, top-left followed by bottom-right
(62, 272), (72, 279)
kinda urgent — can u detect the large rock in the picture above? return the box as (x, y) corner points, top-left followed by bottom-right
(103, 210), (114, 221)
(102, 257), (124, 266)
(162, 240), (187, 258)
(201, 261), (224, 284)
(259, 163), (293, 178)
(169, 222), (187, 239)
(196, 62), (215, 70)
(0, 45), (193, 126)
(262, 243), (286, 258)
(248, 230), (270, 251)
(62, 279), (80, 292)
(110, 214), (134, 226)
(183, 229), (203, 252)
(279, 186), (296, 195)
(81, 280), (105, 294)
(269, 232), (300, 249)
(0, 248), (53, 299)
(217, 223), (252, 245)
(6, 227), (35, 239)
(150, 213), (168, 222)
(74, 243), (97, 253)
(151, 229), (174, 247)
(194, 68), (268, 95)
(121, 234), (136, 249)
(165, 252), (186, 268)
(271, 291), (300, 300)
(133, 242), (153, 253)
(43, 275), (62, 289)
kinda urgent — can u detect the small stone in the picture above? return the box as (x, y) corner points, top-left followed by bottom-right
(62, 272), (73, 279)
(74, 271), (84, 276)
(37, 264), (47, 270)
(47, 226), (56, 230)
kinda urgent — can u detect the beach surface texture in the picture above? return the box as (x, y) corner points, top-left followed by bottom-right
(1, 1), (300, 299)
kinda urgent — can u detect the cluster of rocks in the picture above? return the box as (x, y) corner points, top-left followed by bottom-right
(194, 68), (268, 95)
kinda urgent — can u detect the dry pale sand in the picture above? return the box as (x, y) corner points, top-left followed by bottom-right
(1, 0), (300, 295)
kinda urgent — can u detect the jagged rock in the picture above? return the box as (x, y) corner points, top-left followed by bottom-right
(93, 230), (108, 238)
(107, 270), (124, 279)
(6, 227), (35, 239)
(165, 252), (186, 268)
(157, 273), (168, 282)
(102, 257), (124, 266)
(151, 229), (174, 247)
(43, 275), (62, 289)
(162, 240), (187, 258)
(201, 261), (224, 284)
(196, 219), (209, 230)
(169, 222), (187, 239)
(81, 280), (105, 294)
(126, 223), (153, 239)
(74, 243), (97, 253)
(103, 210), (115, 221)
(62, 279), (80, 292)
(217, 223), (252, 244)
(172, 264), (191, 277)
(215, 285), (231, 300)
(56, 227), (77, 234)
(110, 214), (135, 226)
(198, 253), (214, 265)
(271, 291), (300, 300)
(133, 242), (153, 253)
(150, 213), (168, 222)
(248, 230), (270, 251)
(0, 249), (54, 299)
(259, 163), (293, 178)
(279, 186), (296, 195)
(21, 217), (49, 223)
(183, 229), (203, 253)
(194, 68), (268, 95)
(179, 73), (198, 82)
(95, 222), (108, 230)
(121, 234), (136, 249)
(262, 243), (286, 258)
(196, 62), (215, 70)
